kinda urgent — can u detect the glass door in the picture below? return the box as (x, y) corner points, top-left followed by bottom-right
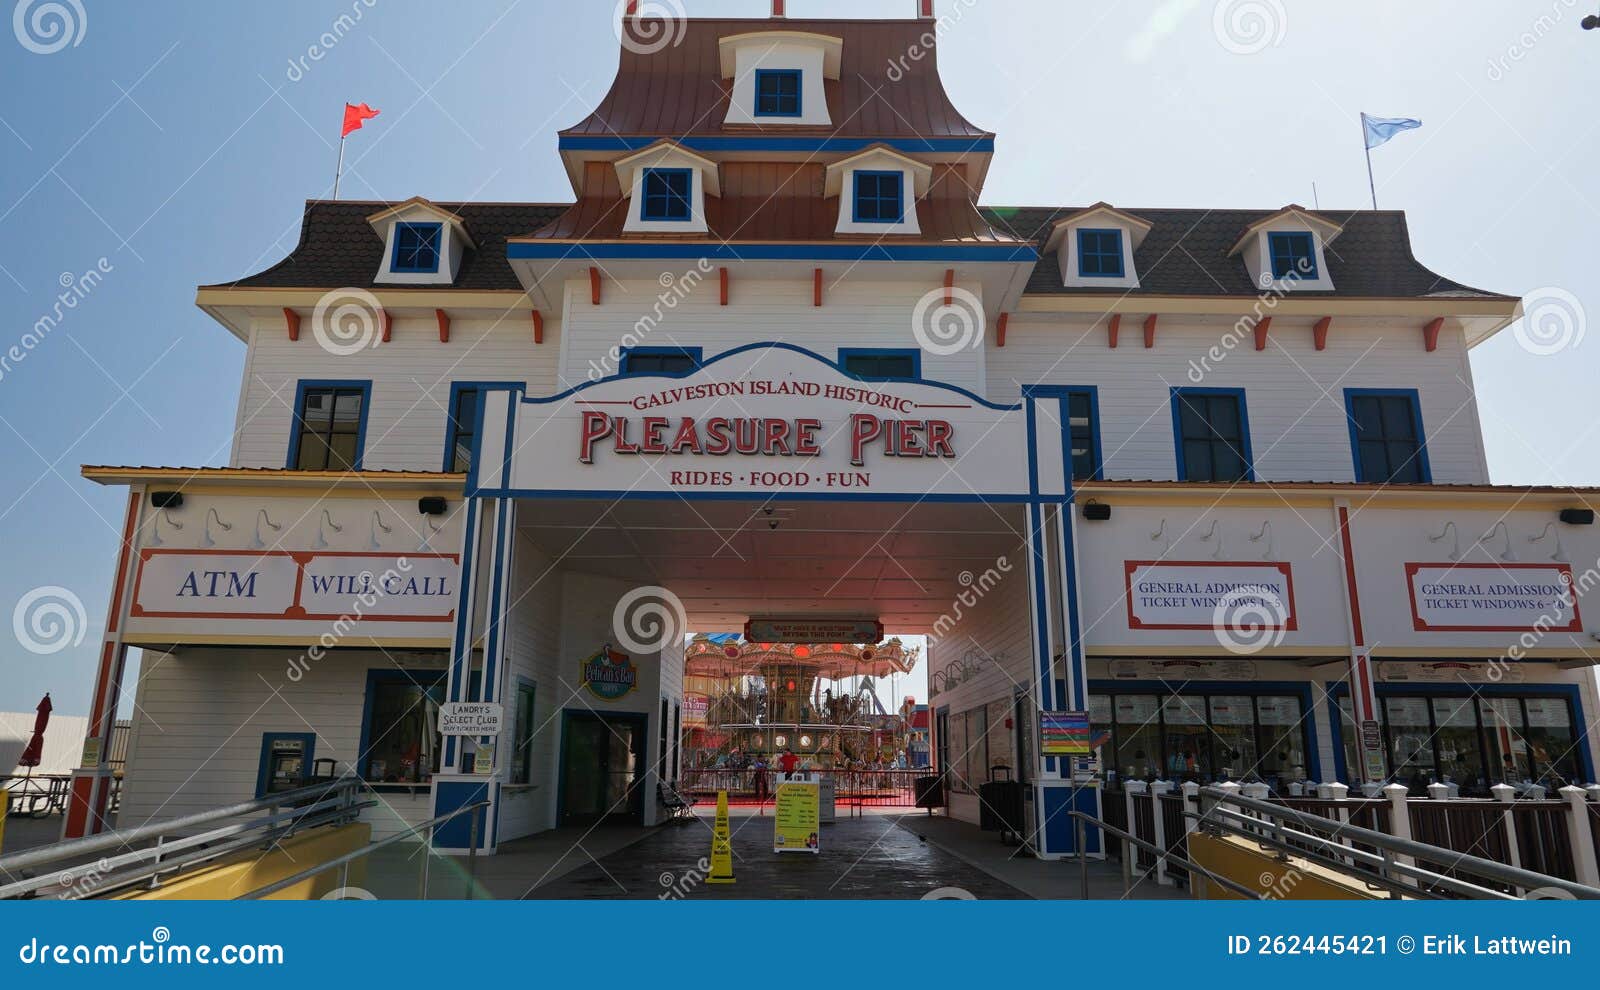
(560, 713), (646, 825)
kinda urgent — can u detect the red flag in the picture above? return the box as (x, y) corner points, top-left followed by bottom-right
(341, 102), (380, 138)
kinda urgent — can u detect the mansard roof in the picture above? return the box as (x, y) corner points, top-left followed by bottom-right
(560, 17), (991, 145)
(209, 200), (1511, 304)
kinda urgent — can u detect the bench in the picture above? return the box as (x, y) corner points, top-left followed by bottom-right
(658, 781), (697, 823)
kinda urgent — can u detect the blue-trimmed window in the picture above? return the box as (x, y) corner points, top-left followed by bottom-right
(1172, 388), (1252, 482)
(392, 222), (442, 274)
(1064, 388), (1103, 481)
(445, 382), (524, 473)
(620, 346), (702, 376)
(1268, 231), (1317, 280)
(840, 348), (919, 380)
(1345, 389), (1429, 484)
(1076, 228), (1125, 278)
(755, 69), (802, 117)
(640, 168), (693, 222)
(289, 381), (369, 471)
(359, 669), (447, 784)
(852, 170), (904, 224)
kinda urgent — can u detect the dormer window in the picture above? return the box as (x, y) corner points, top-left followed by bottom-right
(641, 168), (693, 222)
(367, 198), (474, 286)
(1077, 229), (1125, 278)
(853, 171), (904, 224)
(1043, 204), (1151, 289)
(1268, 231), (1317, 280)
(755, 69), (803, 117)
(392, 222), (442, 274)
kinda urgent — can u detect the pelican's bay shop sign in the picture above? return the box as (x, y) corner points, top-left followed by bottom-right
(65, 7), (1600, 880)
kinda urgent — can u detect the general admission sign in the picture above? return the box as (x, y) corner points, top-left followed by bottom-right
(470, 344), (1063, 503)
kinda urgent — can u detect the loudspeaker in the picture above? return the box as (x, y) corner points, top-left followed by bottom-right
(418, 497), (448, 516)
(1559, 508), (1595, 526)
(1081, 501), (1111, 521)
(150, 491), (184, 509)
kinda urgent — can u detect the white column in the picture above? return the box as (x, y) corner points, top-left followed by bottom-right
(1180, 781), (1201, 837)
(1560, 785), (1599, 886)
(1383, 783), (1415, 876)
(1491, 783), (1522, 874)
(1149, 780), (1173, 886)
(1426, 782), (1450, 801)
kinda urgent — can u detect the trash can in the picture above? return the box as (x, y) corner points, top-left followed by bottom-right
(978, 766), (1024, 844)
(913, 775), (945, 813)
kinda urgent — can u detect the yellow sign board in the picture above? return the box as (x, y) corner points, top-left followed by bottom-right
(773, 777), (820, 855)
(706, 791), (736, 884)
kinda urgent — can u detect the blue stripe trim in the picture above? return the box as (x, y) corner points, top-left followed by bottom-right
(559, 135), (996, 154)
(517, 341), (1021, 412)
(465, 488), (1060, 504)
(444, 498), (481, 766)
(480, 501), (511, 704)
(507, 241), (1037, 263)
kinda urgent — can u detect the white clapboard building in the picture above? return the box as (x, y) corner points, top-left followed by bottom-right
(63, 4), (1598, 861)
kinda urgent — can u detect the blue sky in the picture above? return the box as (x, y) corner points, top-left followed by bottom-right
(1, 0), (1596, 716)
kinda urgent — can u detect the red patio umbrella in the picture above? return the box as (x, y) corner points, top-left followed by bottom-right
(16, 693), (51, 775)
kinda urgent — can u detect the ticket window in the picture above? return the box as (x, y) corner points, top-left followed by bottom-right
(256, 733), (316, 798)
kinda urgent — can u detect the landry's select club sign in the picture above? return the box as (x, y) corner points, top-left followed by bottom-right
(484, 346), (1042, 500)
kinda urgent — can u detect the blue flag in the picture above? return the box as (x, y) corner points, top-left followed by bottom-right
(1363, 113), (1422, 150)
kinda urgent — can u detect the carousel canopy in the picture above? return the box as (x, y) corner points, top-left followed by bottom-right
(685, 636), (915, 680)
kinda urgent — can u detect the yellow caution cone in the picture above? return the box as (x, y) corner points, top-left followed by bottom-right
(706, 790), (735, 884)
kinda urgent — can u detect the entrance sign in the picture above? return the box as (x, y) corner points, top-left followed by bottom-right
(1123, 561), (1297, 631)
(773, 775), (821, 854)
(580, 645), (638, 700)
(744, 616), (883, 644)
(1404, 562), (1581, 633)
(471, 344), (1059, 502)
(1039, 711), (1091, 756)
(1108, 659), (1256, 681)
(438, 702), (503, 736)
(130, 550), (459, 622)
(1377, 660), (1526, 684)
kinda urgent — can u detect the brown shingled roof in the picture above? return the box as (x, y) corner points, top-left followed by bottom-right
(562, 18), (991, 142)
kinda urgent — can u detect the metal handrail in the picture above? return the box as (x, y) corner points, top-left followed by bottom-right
(1195, 786), (1600, 900)
(238, 800), (490, 900)
(0, 778), (367, 900)
(1069, 811), (1266, 901)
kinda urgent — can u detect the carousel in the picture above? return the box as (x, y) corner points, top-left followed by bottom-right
(682, 635), (918, 768)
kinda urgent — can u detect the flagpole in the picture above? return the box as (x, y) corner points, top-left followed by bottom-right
(1361, 113), (1378, 210)
(333, 133), (347, 200)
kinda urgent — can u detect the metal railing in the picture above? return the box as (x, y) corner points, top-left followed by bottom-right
(1069, 811), (1266, 901)
(0, 778), (370, 900)
(237, 799), (489, 900)
(1189, 786), (1600, 900)
(1, 774), (122, 819)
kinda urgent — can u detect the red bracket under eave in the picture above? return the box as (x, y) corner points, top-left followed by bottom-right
(720, 267), (729, 306)
(944, 269), (955, 306)
(1143, 314), (1158, 349)
(283, 307), (300, 342)
(380, 309), (392, 343)
(590, 267), (602, 305)
(1313, 316), (1332, 351)
(436, 309), (450, 344)
(531, 310), (544, 344)
(813, 268), (823, 307)
(996, 312), (1009, 347)
(1253, 316), (1272, 351)
(920, 0), (934, 16)
(1423, 317), (1443, 352)
(1107, 314), (1121, 349)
